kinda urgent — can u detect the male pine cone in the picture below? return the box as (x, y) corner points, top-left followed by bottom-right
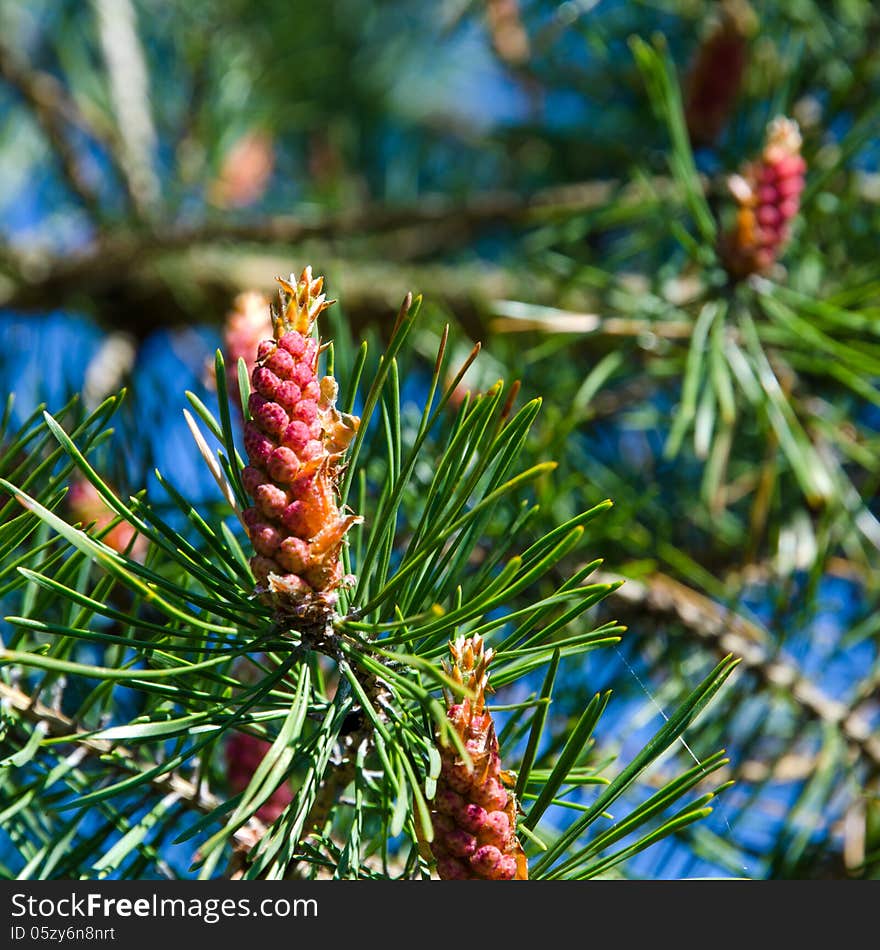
(722, 116), (806, 278)
(240, 268), (361, 619)
(430, 635), (528, 880)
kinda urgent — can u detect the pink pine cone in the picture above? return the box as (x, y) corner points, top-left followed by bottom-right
(240, 269), (360, 618)
(429, 635), (528, 880)
(723, 116), (806, 278)
(750, 139), (806, 270)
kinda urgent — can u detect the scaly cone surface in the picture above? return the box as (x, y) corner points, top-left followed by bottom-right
(722, 116), (806, 279)
(430, 635), (528, 880)
(241, 267), (361, 619)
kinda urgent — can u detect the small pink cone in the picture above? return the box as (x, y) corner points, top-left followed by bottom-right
(429, 635), (528, 880)
(239, 269), (361, 619)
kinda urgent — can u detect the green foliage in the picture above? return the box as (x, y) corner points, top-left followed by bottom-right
(2, 0), (879, 881)
(0, 295), (735, 879)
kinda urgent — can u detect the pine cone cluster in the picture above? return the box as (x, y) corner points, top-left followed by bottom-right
(240, 268), (361, 619)
(430, 635), (528, 880)
(722, 116), (806, 278)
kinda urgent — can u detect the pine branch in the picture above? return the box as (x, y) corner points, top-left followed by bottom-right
(0, 680), (267, 849)
(600, 570), (880, 769)
(0, 176), (668, 309)
(91, 0), (160, 219)
(0, 250), (524, 346)
(0, 270), (739, 880)
(0, 36), (153, 222)
(0, 43), (103, 222)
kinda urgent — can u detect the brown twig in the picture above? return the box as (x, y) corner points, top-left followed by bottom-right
(0, 245), (537, 346)
(0, 176), (666, 312)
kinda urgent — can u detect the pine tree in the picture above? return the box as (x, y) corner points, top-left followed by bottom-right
(0, 266), (735, 879)
(1, 0), (878, 880)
